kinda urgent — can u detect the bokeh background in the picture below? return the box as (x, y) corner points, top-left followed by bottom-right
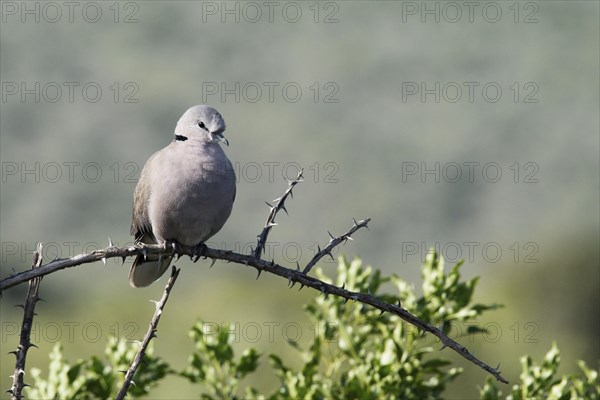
(1, 1), (598, 398)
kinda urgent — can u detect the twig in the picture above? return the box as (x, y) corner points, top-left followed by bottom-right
(115, 266), (180, 400)
(0, 238), (126, 292)
(303, 218), (371, 274)
(253, 169), (303, 258)
(8, 243), (44, 400)
(0, 242), (508, 383)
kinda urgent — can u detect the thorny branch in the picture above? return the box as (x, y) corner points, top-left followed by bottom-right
(303, 218), (371, 275)
(115, 266), (180, 400)
(8, 243), (44, 400)
(253, 169), (303, 259)
(0, 242), (508, 384)
(0, 176), (509, 386)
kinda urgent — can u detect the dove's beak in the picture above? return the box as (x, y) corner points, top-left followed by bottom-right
(213, 132), (229, 146)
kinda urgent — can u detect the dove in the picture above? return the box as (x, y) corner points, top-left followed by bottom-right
(129, 105), (236, 287)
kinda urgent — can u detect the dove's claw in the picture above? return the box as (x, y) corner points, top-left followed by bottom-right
(192, 243), (207, 262)
(164, 239), (182, 258)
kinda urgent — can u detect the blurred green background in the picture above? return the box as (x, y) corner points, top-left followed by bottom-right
(1, 1), (598, 398)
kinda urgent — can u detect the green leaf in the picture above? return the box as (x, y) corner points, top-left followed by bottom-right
(237, 348), (260, 377)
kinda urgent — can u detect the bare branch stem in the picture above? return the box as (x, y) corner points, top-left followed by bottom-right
(115, 266), (180, 400)
(9, 243), (44, 400)
(253, 169), (303, 258)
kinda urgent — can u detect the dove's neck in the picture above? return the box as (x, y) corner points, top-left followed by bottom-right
(173, 134), (223, 153)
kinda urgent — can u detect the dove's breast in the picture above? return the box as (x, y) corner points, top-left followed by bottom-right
(147, 141), (236, 246)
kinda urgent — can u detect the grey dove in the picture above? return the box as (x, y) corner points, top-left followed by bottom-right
(129, 105), (236, 287)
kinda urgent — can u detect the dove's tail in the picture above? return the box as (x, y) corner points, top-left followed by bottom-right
(129, 254), (172, 288)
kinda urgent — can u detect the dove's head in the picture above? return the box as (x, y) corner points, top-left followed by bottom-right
(175, 105), (228, 146)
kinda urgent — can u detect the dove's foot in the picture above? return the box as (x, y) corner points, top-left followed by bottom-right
(191, 242), (208, 262)
(164, 239), (183, 259)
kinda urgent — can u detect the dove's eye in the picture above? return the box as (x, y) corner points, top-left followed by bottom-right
(198, 121), (206, 129)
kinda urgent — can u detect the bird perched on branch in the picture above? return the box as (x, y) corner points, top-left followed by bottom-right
(129, 105), (236, 287)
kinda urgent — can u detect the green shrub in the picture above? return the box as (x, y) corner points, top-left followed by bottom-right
(26, 253), (599, 399)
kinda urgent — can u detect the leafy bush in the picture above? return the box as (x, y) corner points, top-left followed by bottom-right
(26, 253), (599, 398)
(481, 343), (599, 400)
(28, 340), (169, 399)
